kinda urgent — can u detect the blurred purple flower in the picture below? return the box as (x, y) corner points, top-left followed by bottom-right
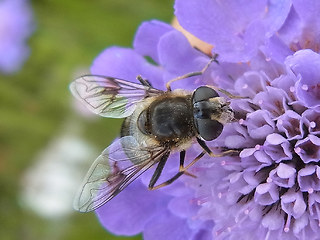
(0, 0), (34, 74)
(92, 1), (320, 239)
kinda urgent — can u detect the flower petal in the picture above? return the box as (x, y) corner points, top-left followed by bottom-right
(96, 180), (167, 235)
(133, 20), (173, 64)
(91, 47), (165, 90)
(175, 0), (291, 62)
(158, 30), (210, 90)
(144, 210), (193, 240)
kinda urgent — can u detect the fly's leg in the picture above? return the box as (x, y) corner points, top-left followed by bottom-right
(196, 137), (239, 157)
(149, 150), (205, 190)
(137, 75), (153, 87)
(148, 152), (170, 190)
(166, 54), (219, 91)
(148, 138), (239, 191)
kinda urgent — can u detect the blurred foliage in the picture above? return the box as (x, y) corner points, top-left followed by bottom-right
(0, 0), (173, 239)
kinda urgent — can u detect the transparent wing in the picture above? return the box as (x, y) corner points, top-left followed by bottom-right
(73, 136), (167, 212)
(69, 75), (163, 118)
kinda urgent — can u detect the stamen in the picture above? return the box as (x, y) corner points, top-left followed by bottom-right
(308, 188), (314, 194)
(310, 121), (316, 128)
(215, 224), (232, 236)
(217, 207), (253, 237)
(289, 86), (295, 92)
(284, 214), (292, 232)
(215, 224), (233, 236)
(190, 196), (210, 205)
(255, 144), (261, 150)
(294, 147), (302, 154)
(239, 118), (245, 125)
(302, 84), (308, 91)
(258, 99), (263, 105)
(244, 209), (250, 215)
(242, 84), (248, 89)
(215, 229), (224, 236)
(266, 177), (272, 183)
(221, 160), (241, 166)
(265, 230), (271, 240)
(218, 191), (228, 199)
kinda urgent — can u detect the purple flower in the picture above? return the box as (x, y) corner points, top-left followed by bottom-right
(88, 1), (320, 239)
(0, 0), (34, 74)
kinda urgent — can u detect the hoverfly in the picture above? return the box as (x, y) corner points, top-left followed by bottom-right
(70, 58), (239, 212)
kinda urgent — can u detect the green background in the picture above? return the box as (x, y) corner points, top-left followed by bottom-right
(0, 0), (173, 239)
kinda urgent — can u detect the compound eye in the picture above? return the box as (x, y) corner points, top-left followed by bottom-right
(192, 86), (219, 103)
(195, 118), (223, 141)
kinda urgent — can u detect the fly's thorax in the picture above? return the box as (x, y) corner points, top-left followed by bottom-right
(122, 89), (195, 149)
(141, 95), (195, 147)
